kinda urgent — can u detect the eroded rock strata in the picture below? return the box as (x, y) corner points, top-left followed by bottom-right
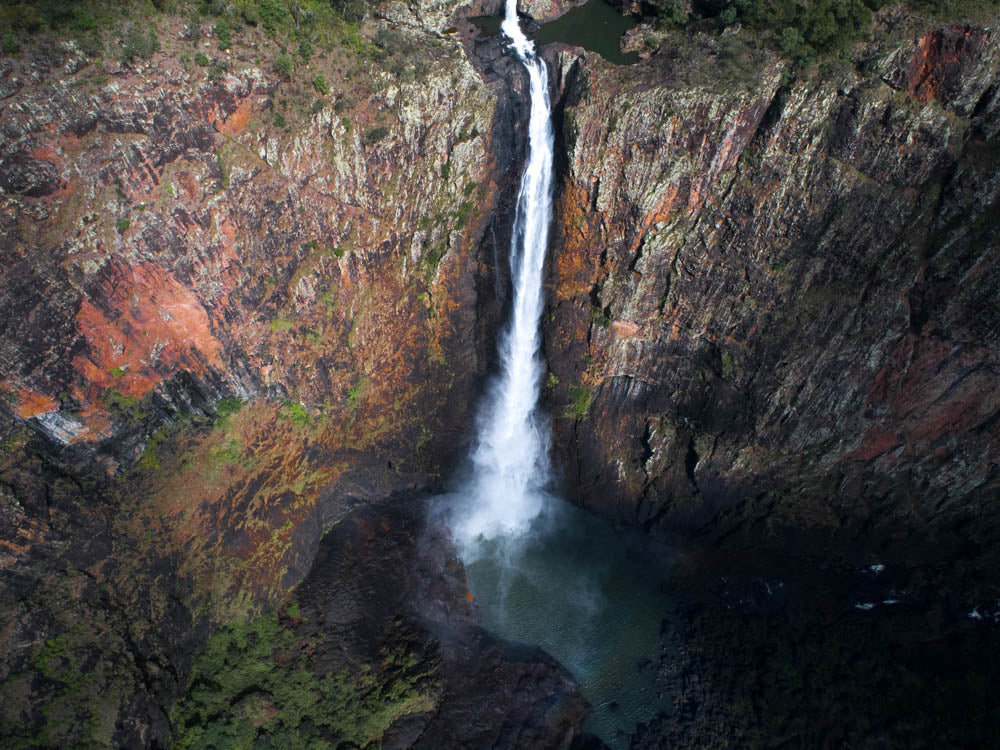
(0, 0), (998, 747)
(545, 21), (1000, 568)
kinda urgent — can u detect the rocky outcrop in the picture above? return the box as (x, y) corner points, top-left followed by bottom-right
(0, 8), (502, 475)
(542, 20), (1000, 566)
(0, 4), (529, 746)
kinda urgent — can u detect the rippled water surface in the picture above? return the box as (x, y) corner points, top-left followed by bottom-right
(461, 498), (673, 748)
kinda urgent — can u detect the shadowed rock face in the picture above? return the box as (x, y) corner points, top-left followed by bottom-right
(290, 499), (589, 749)
(541, 20), (1000, 568)
(2, 1), (1000, 747)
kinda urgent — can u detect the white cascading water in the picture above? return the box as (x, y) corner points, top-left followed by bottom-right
(449, 0), (555, 547)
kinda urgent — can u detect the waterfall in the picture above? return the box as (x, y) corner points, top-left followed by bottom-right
(450, 0), (555, 547)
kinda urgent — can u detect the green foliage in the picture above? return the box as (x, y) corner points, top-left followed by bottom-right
(312, 74), (329, 95)
(171, 612), (435, 749)
(455, 125), (480, 144)
(110, 366), (127, 379)
(453, 200), (474, 225)
(1, 32), (20, 55)
(729, 0), (883, 62)
(103, 388), (152, 421)
(121, 25), (159, 63)
(298, 39), (313, 60)
(71, 7), (96, 32)
(216, 150), (229, 189)
(655, 0), (691, 29)
(362, 126), (389, 147)
(908, 0), (1000, 19)
(269, 316), (295, 333)
(273, 112), (287, 128)
(372, 28), (431, 82)
(256, 0), (289, 32)
(207, 59), (228, 83)
(214, 18), (231, 50)
(280, 401), (310, 428)
(590, 307), (611, 329)
(207, 438), (243, 470)
(565, 385), (593, 420)
(215, 397), (244, 419)
(330, 0), (368, 24)
(274, 53), (293, 78)
(116, 217), (130, 232)
(194, 51), (210, 66)
(346, 379), (364, 412)
(649, 0), (896, 62)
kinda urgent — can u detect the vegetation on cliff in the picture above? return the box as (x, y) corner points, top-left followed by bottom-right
(652, 0), (1000, 63)
(171, 610), (437, 749)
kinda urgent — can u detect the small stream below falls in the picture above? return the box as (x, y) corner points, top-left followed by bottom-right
(457, 495), (674, 747)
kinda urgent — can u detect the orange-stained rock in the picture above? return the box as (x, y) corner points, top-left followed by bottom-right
(609, 320), (641, 338)
(14, 388), (60, 419)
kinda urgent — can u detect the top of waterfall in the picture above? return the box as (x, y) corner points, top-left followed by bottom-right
(502, 0), (536, 61)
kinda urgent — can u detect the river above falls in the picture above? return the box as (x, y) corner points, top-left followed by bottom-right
(471, 0), (641, 65)
(439, 493), (674, 747)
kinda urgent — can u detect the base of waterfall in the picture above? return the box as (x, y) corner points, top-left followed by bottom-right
(434, 491), (674, 749)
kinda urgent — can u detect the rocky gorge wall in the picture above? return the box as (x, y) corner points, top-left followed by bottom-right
(2, 0), (1000, 746)
(0, 3), (541, 745)
(543, 16), (1000, 570)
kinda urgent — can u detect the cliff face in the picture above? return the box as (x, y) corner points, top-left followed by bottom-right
(3, 1), (1000, 746)
(0, 14), (499, 473)
(0, 6), (544, 746)
(544, 20), (1000, 564)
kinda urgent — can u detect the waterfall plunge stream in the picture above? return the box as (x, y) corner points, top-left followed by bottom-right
(439, 3), (673, 746)
(450, 0), (556, 547)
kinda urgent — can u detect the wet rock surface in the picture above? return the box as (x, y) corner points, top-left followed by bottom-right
(291, 499), (588, 748)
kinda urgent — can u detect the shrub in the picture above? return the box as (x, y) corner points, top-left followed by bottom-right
(214, 18), (231, 50)
(215, 396), (244, 418)
(121, 25), (159, 63)
(216, 151), (229, 189)
(362, 126), (389, 146)
(170, 613), (434, 749)
(590, 307), (611, 329)
(116, 218), (130, 232)
(194, 51), (209, 66)
(70, 7), (96, 32)
(298, 39), (313, 61)
(565, 385), (593, 419)
(280, 401), (310, 427)
(274, 53), (293, 77)
(270, 316), (294, 333)
(347, 380), (364, 411)
(1, 33), (19, 55)
(312, 74), (328, 95)
(183, 11), (201, 42)
(257, 0), (288, 31)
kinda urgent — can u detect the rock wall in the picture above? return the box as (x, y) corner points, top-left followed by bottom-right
(0, 5), (535, 746)
(0, 10), (503, 475)
(543, 19), (1000, 564)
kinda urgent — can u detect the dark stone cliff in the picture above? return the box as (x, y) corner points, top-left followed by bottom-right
(543, 19), (1000, 571)
(1, 0), (999, 747)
